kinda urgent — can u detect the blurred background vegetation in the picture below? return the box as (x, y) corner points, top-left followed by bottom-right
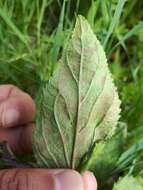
(0, 0), (143, 189)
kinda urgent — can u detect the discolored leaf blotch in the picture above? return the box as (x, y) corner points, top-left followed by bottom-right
(33, 16), (121, 169)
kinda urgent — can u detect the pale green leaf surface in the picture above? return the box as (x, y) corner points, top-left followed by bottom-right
(112, 176), (143, 190)
(137, 175), (143, 187)
(33, 16), (121, 169)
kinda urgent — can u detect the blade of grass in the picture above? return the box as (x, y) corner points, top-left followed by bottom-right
(109, 21), (143, 57)
(75, 0), (80, 13)
(0, 53), (28, 63)
(49, 0), (67, 76)
(123, 0), (138, 20)
(0, 61), (21, 85)
(101, 0), (109, 27)
(113, 138), (143, 173)
(87, 0), (100, 29)
(37, 0), (53, 46)
(121, 21), (143, 42)
(103, 0), (127, 49)
(22, 1), (36, 32)
(0, 7), (29, 47)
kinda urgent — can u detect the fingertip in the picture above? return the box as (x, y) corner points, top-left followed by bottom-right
(82, 171), (97, 190)
(0, 90), (35, 128)
(55, 170), (84, 190)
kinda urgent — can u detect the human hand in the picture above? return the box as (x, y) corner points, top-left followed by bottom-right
(0, 85), (97, 190)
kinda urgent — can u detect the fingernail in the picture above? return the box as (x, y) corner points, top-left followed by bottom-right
(55, 170), (84, 190)
(4, 108), (19, 127)
(82, 171), (97, 190)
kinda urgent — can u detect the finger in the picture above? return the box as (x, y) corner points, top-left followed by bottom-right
(0, 123), (34, 154)
(82, 171), (97, 190)
(0, 85), (35, 128)
(0, 169), (97, 190)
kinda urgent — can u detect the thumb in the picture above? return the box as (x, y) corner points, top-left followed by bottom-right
(0, 169), (97, 190)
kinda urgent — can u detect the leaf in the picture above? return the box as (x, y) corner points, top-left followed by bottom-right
(79, 122), (127, 186)
(33, 15), (121, 169)
(112, 175), (143, 190)
(137, 175), (143, 187)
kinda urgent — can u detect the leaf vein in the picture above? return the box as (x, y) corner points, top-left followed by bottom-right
(54, 94), (70, 167)
(41, 100), (60, 167)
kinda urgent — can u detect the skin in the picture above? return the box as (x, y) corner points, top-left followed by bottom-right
(0, 85), (97, 190)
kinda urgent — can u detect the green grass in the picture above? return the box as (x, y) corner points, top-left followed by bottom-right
(0, 0), (143, 189)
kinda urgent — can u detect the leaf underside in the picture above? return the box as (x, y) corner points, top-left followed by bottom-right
(33, 16), (121, 169)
